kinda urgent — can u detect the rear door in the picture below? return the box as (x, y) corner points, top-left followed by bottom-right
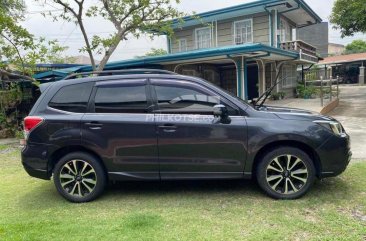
(151, 79), (248, 179)
(81, 79), (159, 180)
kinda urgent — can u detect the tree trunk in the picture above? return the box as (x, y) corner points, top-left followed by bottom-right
(78, 19), (97, 71)
(96, 43), (120, 71)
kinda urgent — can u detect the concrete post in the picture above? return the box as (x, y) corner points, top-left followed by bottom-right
(327, 67), (332, 81)
(329, 76), (333, 102)
(231, 56), (246, 100)
(359, 66), (365, 86)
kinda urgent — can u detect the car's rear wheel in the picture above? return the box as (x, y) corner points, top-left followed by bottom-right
(256, 147), (315, 199)
(53, 152), (106, 203)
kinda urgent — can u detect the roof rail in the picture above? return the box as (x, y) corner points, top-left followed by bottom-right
(64, 69), (177, 80)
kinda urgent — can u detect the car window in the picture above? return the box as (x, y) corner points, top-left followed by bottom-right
(48, 82), (94, 113)
(154, 84), (239, 115)
(94, 85), (148, 113)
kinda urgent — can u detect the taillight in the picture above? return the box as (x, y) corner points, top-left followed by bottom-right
(24, 116), (44, 139)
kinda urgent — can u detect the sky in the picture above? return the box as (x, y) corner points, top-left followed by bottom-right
(22, 0), (366, 62)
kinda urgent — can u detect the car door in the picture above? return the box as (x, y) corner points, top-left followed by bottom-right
(151, 78), (248, 180)
(81, 79), (159, 180)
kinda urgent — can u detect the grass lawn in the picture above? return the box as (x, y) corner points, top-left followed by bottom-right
(0, 143), (365, 241)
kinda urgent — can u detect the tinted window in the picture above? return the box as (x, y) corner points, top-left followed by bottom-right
(154, 85), (239, 115)
(49, 82), (94, 113)
(94, 85), (148, 113)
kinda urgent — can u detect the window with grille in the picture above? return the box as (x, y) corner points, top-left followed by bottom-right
(282, 65), (297, 88)
(195, 27), (212, 49)
(234, 19), (253, 45)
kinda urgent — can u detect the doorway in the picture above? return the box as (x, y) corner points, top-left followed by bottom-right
(247, 64), (259, 100)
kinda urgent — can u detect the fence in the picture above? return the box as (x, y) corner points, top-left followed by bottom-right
(304, 75), (340, 107)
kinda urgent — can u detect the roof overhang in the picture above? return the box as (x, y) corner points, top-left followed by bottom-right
(35, 44), (300, 80)
(80, 43), (299, 71)
(171, 0), (322, 29)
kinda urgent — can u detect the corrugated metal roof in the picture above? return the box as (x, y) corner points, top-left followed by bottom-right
(319, 53), (366, 65)
(34, 43), (299, 80)
(33, 66), (84, 79)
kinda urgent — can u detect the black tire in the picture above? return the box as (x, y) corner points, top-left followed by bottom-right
(53, 152), (107, 203)
(256, 146), (316, 200)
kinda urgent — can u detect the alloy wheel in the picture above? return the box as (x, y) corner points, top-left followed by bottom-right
(266, 155), (309, 195)
(59, 160), (97, 197)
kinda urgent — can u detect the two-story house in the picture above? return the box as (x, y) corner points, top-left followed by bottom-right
(163, 0), (322, 100)
(35, 0), (323, 100)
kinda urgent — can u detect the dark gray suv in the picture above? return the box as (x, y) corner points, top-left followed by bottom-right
(21, 69), (351, 202)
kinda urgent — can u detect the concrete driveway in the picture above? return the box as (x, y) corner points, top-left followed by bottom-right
(329, 85), (366, 160)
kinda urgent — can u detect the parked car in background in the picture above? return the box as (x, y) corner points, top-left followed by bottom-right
(22, 70), (352, 202)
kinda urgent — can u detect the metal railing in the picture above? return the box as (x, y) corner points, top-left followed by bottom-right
(304, 76), (340, 107)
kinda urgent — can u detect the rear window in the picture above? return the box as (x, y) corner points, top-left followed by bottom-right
(48, 82), (94, 113)
(94, 85), (148, 113)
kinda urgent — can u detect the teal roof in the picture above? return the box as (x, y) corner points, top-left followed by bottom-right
(33, 66), (84, 79)
(34, 43), (299, 80)
(81, 43), (298, 71)
(172, 0), (322, 28)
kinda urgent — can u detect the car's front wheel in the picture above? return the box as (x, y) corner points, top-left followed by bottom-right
(53, 152), (107, 203)
(256, 147), (316, 199)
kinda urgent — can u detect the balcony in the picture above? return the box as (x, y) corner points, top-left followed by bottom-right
(280, 40), (319, 63)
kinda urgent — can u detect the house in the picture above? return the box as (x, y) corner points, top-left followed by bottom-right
(35, 0), (323, 100)
(328, 43), (345, 56)
(319, 52), (366, 85)
(161, 0), (322, 100)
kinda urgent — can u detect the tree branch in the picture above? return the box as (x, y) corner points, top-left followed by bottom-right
(54, 0), (96, 70)
(1, 33), (26, 76)
(0, 69), (35, 82)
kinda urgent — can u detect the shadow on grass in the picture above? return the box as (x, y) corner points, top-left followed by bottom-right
(17, 175), (354, 209)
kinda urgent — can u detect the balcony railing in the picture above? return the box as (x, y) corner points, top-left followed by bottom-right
(280, 40), (318, 63)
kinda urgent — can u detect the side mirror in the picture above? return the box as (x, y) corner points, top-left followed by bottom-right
(213, 104), (229, 118)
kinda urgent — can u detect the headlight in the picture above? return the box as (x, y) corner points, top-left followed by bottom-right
(314, 120), (345, 136)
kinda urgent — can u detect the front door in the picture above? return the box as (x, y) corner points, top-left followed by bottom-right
(150, 79), (248, 179)
(81, 79), (159, 180)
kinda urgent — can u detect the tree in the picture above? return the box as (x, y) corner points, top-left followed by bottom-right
(145, 48), (168, 57)
(344, 40), (366, 54)
(330, 0), (366, 37)
(0, 1), (70, 80)
(0, 0), (34, 78)
(36, 0), (185, 71)
(135, 48), (168, 58)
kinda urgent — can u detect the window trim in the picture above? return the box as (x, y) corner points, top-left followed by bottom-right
(195, 26), (212, 49)
(178, 38), (187, 52)
(233, 18), (253, 45)
(48, 82), (94, 113)
(150, 78), (240, 116)
(88, 79), (152, 114)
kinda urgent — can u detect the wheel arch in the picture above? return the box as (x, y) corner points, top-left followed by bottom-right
(250, 140), (322, 178)
(48, 145), (107, 176)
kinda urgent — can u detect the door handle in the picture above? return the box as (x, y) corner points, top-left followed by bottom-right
(158, 124), (177, 133)
(85, 122), (103, 130)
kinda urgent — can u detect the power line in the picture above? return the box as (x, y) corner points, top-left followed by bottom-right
(25, 9), (63, 14)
